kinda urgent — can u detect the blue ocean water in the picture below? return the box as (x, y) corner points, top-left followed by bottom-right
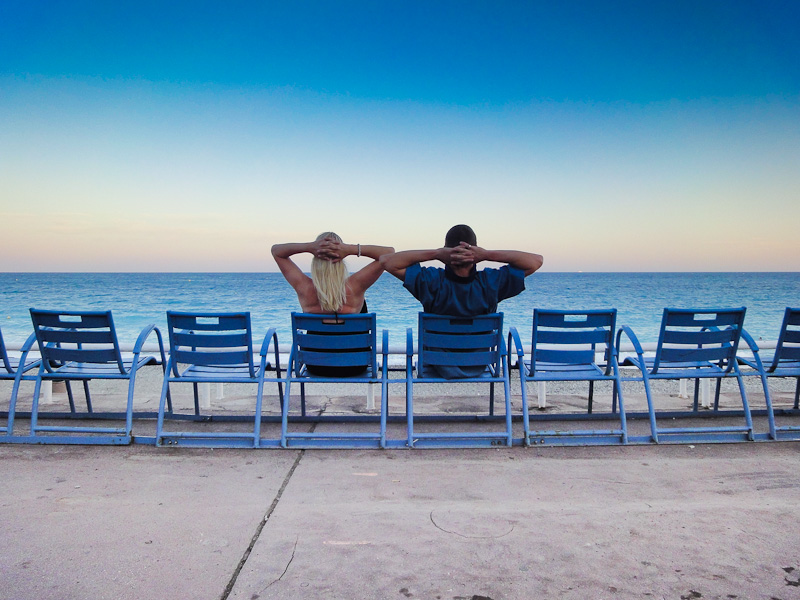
(0, 272), (797, 345)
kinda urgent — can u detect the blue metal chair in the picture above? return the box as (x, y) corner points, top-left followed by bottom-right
(738, 307), (800, 441)
(156, 311), (283, 448)
(508, 309), (627, 446)
(405, 313), (511, 448)
(28, 309), (168, 444)
(617, 307), (753, 444)
(281, 313), (388, 448)
(0, 329), (40, 438)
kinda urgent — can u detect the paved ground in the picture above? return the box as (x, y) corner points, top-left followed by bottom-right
(3, 367), (800, 599)
(2, 443), (800, 600)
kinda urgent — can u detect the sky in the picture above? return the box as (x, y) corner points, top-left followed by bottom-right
(1, 0), (798, 272)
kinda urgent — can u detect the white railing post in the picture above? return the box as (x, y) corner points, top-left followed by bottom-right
(537, 382), (547, 409)
(41, 380), (53, 404)
(701, 379), (711, 408)
(199, 383), (211, 409)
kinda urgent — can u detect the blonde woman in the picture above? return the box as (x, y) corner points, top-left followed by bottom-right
(271, 233), (394, 375)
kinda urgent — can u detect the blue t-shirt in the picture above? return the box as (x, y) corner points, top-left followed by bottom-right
(403, 263), (526, 378)
(403, 263), (526, 317)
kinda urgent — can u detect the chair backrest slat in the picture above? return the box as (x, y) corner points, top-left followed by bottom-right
(660, 346), (733, 364)
(173, 349), (253, 366)
(535, 311), (615, 329)
(0, 328), (11, 372)
(422, 349), (498, 367)
(779, 347), (800, 361)
(30, 309), (125, 373)
(653, 307), (745, 374)
(662, 328), (738, 346)
(171, 331), (250, 349)
(783, 330), (800, 345)
(663, 309), (744, 328)
(536, 329), (609, 345)
(169, 313), (250, 331)
(297, 350), (374, 368)
(535, 348), (597, 364)
(166, 311), (255, 377)
(784, 308), (800, 327)
(774, 308), (800, 368)
(291, 313), (377, 376)
(293, 314), (374, 334)
(42, 346), (120, 364)
(418, 313), (503, 375)
(296, 332), (373, 351)
(422, 331), (498, 350)
(32, 312), (114, 329)
(36, 329), (116, 345)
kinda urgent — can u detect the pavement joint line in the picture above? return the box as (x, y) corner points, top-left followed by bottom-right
(219, 444), (308, 600)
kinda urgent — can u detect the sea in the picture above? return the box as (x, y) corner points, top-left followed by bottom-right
(1, 272), (798, 346)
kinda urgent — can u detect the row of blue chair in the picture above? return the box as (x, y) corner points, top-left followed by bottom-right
(1, 307), (798, 447)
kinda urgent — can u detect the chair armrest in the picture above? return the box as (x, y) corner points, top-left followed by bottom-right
(259, 328), (281, 376)
(739, 328), (760, 355)
(405, 327), (414, 372)
(737, 328), (765, 372)
(381, 329), (389, 359)
(616, 325), (645, 363)
(381, 329), (389, 378)
(133, 324), (158, 356)
(128, 324), (164, 375)
(507, 327), (525, 366)
(17, 332), (40, 373)
(258, 327), (280, 357)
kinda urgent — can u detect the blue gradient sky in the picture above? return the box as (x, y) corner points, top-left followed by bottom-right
(2, 1), (798, 271)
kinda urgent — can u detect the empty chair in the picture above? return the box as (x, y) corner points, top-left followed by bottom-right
(508, 309), (627, 446)
(618, 307), (753, 444)
(156, 311), (283, 448)
(281, 312), (388, 448)
(405, 313), (511, 448)
(28, 309), (167, 444)
(0, 329), (40, 438)
(738, 307), (800, 440)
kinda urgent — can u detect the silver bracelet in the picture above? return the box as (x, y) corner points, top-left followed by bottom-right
(357, 243), (361, 257)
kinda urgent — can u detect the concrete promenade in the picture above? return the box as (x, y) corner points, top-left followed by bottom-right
(3, 367), (800, 598)
(2, 441), (800, 600)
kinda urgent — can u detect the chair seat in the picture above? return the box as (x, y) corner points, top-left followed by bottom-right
(178, 363), (269, 381)
(623, 355), (727, 378)
(293, 364), (379, 381)
(414, 362), (499, 381)
(0, 356), (40, 377)
(738, 355), (800, 376)
(43, 355), (160, 378)
(523, 360), (607, 380)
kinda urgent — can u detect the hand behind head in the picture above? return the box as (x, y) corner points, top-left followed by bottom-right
(449, 244), (475, 267)
(315, 238), (343, 262)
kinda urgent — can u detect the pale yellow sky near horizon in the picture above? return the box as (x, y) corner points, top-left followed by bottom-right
(2, 78), (799, 272)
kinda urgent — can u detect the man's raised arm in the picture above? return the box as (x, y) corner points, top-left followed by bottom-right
(451, 244), (544, 276)
(380, 248), (456, 280)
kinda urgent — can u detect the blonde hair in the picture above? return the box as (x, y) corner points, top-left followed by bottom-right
(310, 232), (349, 312)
